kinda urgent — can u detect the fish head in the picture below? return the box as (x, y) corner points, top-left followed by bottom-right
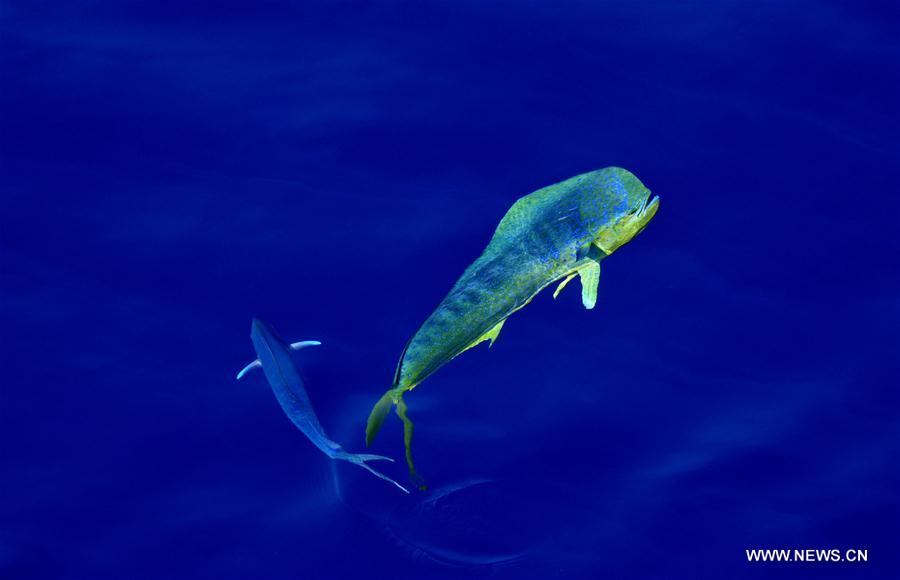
(592, 168), (659, 255)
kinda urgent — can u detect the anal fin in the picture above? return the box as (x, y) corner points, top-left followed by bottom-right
(460, 319), (506, 354)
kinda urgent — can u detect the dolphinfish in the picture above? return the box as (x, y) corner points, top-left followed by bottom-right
(366, 167), (660, 481)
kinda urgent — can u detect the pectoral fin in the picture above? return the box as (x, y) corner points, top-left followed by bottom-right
(579, 261), (601, 309)
(553, 273), (577, 299)
(236, 340), (321, 380)
(460, 319), (506, 354)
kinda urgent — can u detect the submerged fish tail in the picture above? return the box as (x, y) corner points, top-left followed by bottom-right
(365, 388), (425, 489)
(395, 395), (425, 488)
(333, 450), (409, 494)
(365, 389), (395, 445)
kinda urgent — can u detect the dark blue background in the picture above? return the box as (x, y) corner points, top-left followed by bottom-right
(2, 1), (898, 578)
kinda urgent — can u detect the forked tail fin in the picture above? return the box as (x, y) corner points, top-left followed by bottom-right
(365, 389), (425, 489)
(334, 451), (409, 494)
(365, 390), (394, 446)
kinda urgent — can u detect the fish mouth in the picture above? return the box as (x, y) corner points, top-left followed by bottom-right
(646, 194), (660, 216)
(595, 192), (660, 255)
(633, 193), (659, 222)
(631, 193), (659, 236)
(637, 193), (659, 217)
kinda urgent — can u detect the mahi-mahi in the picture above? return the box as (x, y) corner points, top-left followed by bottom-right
(366, 167), (660, 481)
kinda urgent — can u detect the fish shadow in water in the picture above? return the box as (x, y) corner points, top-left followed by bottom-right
(382, 478), (574, 569)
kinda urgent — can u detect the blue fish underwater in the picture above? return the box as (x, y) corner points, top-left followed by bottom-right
(238, 318), (408, 493)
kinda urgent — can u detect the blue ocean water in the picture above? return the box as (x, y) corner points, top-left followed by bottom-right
(2, 1), (898, 578)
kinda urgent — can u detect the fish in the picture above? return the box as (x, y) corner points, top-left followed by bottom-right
(365, 167), (660, 481)
(239, 318), (408, 493)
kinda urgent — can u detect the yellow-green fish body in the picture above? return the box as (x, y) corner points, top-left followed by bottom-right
(367, 167), (659, 481)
